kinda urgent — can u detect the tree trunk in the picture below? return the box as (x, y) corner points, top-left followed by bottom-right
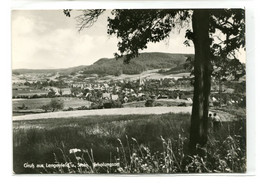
(189, 10), (211, 152)
(219, 79), (222, 107)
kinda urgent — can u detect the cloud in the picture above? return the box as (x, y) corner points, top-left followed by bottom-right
(12, 16), (34, 35)
(12, 10), (195, 70)
(12, 11), (118, 69)
(13, 10), (245, 70)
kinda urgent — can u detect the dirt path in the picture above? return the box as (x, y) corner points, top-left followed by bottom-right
(13, 106), (237, 122)
(13, 106), (192, 121)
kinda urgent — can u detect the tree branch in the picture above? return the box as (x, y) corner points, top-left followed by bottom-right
(75, 9), (105, 32)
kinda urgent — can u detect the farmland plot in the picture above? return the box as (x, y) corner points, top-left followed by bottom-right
(13, 97), (91, 112)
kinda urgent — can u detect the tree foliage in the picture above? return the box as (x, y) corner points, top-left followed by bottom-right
(47, 88), (56, 98)
(41, 98), (64, 112)
(209, 9), (245, 81)
(107, 9), (191, 62)
(49, 98), (64, 112)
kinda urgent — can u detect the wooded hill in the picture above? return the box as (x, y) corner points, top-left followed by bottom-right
(13, 52), (194, 76)
(82, 52), (193, 76)
(12, 65), (87, 75)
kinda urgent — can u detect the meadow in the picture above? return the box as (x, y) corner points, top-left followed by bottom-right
(12, 89), (49, 97)
(13, 113), (246, 174)
(13, 97), (91, 114)
(123, 99), (192, 108)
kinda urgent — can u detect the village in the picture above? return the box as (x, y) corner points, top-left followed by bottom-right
(12, 69), (245, 115)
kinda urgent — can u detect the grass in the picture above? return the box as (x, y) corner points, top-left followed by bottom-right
(12, 89), (49, 97)
(13, 113), (246, 174)
(122, 99), (192, 108)
(12, 97), (91, 111)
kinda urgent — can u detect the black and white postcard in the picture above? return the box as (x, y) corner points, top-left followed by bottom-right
(12, 8), (246, 174)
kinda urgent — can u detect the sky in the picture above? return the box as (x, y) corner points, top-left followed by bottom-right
(12, 10), (245, 69)
(12, 10), (196, 69)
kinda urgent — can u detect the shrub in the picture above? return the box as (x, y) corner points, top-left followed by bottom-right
(111, 100), (122, 108)
(49, 98), (64, 112)
(67, 107), (74, 111)
(41, 98), (64, 112)
(145, 99), (154, 107)
(154, 102), (163, 107)
(77, 106), (88, 110)
(41, 105), (50, 112)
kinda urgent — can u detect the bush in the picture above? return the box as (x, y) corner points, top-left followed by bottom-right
(77, 106), (89, 110)
(41, 105), (50, 112)
(145, 99), (154, 107)
(154, 102), (163, 107)
(111, 100), (122, 108)
(178, 102), (187, 106)
(18, 103), (28, 110)
(103, 102), (112, 109)
(90, 102), (103, 109)
(41, 98), (64, 112)
(50, 98), (64, 111)
(67, 107), (74, 111)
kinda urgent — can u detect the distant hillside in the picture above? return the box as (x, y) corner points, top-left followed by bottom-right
(13, 65), (87, 75)
(82, 52), (194, 76)
(13, 52), (194, 76)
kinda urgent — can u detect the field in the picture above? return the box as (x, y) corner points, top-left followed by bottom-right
(102, 70), (191, 82)
(12, 97), (91, 115)
(13, 113), (246, 174)
(12, 89), (49, 97)
(123, 99), (192, 108)
(12, 106), (192, 121)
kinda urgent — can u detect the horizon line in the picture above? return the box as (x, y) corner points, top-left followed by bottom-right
(12, 52), (194, 71)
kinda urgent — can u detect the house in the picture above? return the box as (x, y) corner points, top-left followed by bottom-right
(76, 93), (84, 97)
(139, 77), (145, 86)
(115, 86), (121, 92)
(61, 88), (71, 95)
(123, 96), (129, 103)
(138, 93), (145, 97)
(224, 88), (235, 94)
(111, 94), (119, 101)
(94, 84), (101, 90)
(186, 98), (193, 102)
(212, 97), (218, 102)
(131, 93), (138, 98)
(158, 94), (168, 99)
(102, 92), (111, 99)
(103, 83), (109, 89)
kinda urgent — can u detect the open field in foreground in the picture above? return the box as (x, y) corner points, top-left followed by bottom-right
(13, 112), (246, 174)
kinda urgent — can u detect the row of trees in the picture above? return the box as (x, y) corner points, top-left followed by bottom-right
(24, 79), (68, 89)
